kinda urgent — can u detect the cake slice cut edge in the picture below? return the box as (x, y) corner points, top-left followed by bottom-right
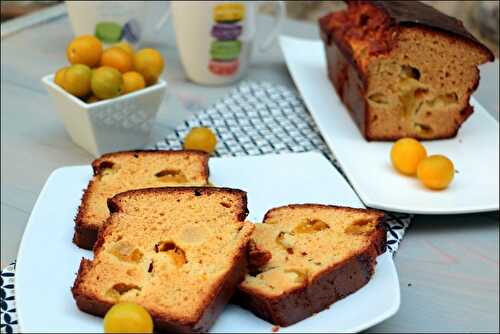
(319, 0), (494, 141)
(72, 187), (254, 333)
(73, 150), (210, 250)
(236, 204), (386, 327)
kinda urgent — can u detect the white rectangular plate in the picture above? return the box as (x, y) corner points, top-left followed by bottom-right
(280, 36), (499, 214)
(16, 152), (399, 333)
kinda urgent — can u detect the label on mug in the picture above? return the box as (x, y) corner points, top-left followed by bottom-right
(208, 3), (245, 76)
(95, 20), (140, 44)
(66, 2), (144, 46)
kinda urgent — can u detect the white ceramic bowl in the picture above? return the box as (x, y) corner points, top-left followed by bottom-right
(42, 74), (167, 157)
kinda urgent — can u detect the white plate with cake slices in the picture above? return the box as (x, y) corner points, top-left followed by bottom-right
(279, 36), (499, 215)
(15, 152), (399, 333)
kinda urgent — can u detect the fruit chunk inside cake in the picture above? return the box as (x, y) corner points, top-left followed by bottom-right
(72, 187), (254, 331)
(240, 205), (384, 297)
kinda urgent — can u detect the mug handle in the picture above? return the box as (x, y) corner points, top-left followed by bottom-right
(257, 1), (286, 52)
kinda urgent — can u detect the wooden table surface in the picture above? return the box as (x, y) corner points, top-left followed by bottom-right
(1, 4), (499, 332)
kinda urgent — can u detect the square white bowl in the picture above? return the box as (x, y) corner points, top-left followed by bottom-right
(42, 74), (167, 157)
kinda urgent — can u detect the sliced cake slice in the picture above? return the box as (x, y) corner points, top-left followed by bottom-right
(237, 204), (386, 327)
(72, 187), (254, 333)
(74, 150), (210, 250)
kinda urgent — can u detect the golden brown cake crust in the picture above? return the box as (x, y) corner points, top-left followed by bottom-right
(319, 1), (493, 141)
(370, 0), (494, 57)
(73, 150), (210, 250)
(319, 1), (494, 80)
(72, 187), (253, 333)
(236, 204), (386, 327)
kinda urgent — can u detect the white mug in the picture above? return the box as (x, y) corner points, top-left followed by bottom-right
(66, 1), (168, 47)
(171, 1), (286, 85)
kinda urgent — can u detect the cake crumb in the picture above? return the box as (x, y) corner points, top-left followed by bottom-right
(272, 325), (280, 332)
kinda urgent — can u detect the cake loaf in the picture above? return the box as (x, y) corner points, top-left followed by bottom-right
(74, 150), (209, 250)
(319, 0), (494, 141)
(72, 187), (254, 333)
(237, 204), (386, 327)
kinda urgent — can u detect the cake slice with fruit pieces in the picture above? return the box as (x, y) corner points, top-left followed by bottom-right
(237, 204), (386, 326)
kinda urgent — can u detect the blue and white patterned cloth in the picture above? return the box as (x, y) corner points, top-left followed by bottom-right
(1, 81), (411, 333)
(1, 263), (16, 334)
